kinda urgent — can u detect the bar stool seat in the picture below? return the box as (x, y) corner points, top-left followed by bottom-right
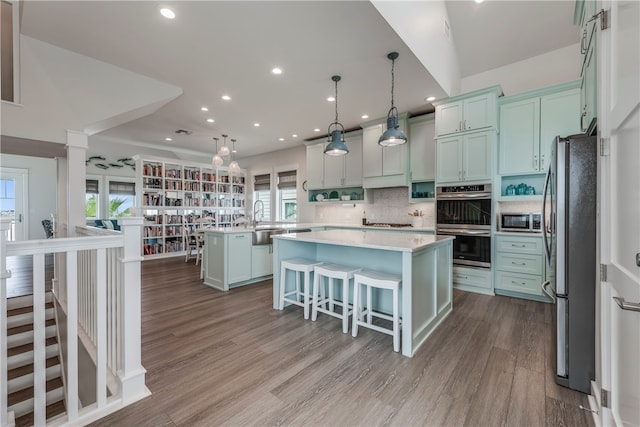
(311, 263), (361, 333)
(351, 269), (402, 352)
(279, 258), (323, 319)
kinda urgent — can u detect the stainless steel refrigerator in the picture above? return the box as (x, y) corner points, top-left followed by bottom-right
(541, 134), (596, 394)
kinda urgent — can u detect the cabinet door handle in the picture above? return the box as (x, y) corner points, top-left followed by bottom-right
(581, 28), (588, 54)
(235, 235), (246, 239)
(533, 155), (538, 170)
(511, 280), (527, 286)
(459, 121), (462, 132)
(511, 261), (527, 266)
(540, 153), (545, 170)
(464, 119), (467, 130)
(511, 244), (526, 248)
(580, 111), (587, 132)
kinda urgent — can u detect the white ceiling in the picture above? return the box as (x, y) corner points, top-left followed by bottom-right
(18, 1), (579, 160)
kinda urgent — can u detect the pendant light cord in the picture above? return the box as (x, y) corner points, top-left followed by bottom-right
(334, 78), (339, 124)
(390, 56), (395, 109)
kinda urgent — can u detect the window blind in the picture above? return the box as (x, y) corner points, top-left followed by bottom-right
(109, 181), (136, 195)
(86, 179), (99, 194)
(277, 170), (297, 189)
(254, 173), (271, 191)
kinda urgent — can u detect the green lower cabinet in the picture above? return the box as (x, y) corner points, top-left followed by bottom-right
(494, 234), (547, 301)
(453, 266), (493, 295)
(226, 233), (252, 284)
(251, 244), (273, 278)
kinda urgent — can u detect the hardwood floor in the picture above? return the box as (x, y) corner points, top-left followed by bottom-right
(83, 256), (592, 426)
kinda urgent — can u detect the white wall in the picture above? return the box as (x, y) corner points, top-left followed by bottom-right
(460, 44), (582, 96)
(0, 154), (57, 239)
(238, 145), (314, 223)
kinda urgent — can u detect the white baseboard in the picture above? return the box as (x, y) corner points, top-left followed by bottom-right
(589, 380), (602, 427)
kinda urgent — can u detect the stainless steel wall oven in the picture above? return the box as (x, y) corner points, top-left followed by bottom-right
(436, 184), (492, 268)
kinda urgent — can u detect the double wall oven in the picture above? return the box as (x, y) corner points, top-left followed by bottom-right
(436, 184), (492, 268)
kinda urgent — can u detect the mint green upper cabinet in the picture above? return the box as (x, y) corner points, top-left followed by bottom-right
(361, 118), (408, 188)
(499, 98), (541, 175)
(362, 124), (384, 178)
(580, 39), (597, 133)
(435, 92), (497, 137)
(306, 132), (363, 189)
(499, 86), (579, 175)
(306, 143), (324, 189)
(343, 133), (363, 187)
(436, 131), (493, 183)
(539, 89), (580, 170)
(409, 116), (436, 182)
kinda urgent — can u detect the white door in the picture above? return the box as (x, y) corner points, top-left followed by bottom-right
(0, 168), (28, 241)
(598, 1), (640, 425)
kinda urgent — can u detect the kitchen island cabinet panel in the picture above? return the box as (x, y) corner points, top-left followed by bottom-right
(272, 230), (454, 357)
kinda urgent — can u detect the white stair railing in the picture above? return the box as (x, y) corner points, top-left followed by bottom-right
(1, 217), (150, 427)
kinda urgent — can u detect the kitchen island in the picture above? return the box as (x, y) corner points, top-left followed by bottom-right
(272, 229), (454, 357)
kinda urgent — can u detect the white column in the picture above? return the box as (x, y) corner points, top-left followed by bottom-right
(66, 130), (88, 236)
(1, 219), (15, 427)
(116, 217), (150, 403)
(54, 157), (68, 304)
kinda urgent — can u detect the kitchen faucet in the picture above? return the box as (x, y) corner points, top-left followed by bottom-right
(253, 199), (264, 226)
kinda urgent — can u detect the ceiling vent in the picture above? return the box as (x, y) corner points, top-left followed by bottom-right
(175, 129), (192, 135)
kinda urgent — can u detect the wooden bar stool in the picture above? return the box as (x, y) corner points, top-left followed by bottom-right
(279, 258), (323, 319)
(311, 264), (360, 333)
(351, 270), (402, 352)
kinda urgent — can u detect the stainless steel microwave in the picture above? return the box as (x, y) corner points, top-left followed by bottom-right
(500, 213), (542, 232)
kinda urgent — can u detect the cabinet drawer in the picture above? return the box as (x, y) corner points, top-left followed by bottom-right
(453, 266), (492, 290)
(495, 271), (543, 296)
(496, 253), (542, 275)
(496, 235), (543, 255)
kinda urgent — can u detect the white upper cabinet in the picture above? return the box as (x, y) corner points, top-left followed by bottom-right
(362, 124), (384, 178)
(306, 131), (363, 189)
(499, 85), (580, 175)
(408, 115), (436, 182)
(435, 90), (499, 137)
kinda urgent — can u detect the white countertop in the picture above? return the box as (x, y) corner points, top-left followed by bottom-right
(272, 229), (453, 253)
(203, 222), (436, 234)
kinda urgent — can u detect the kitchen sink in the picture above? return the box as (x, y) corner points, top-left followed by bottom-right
(251, 227), (311, 245)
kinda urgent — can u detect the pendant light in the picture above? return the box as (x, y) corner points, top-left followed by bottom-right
(228, 138), (241, 175)
(324, 75), (349, 156)
(219, 134), (231, 157)
(378, 52), (407, 146)
(212, 137), (224, 168)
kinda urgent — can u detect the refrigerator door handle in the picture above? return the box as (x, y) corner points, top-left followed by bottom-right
(541, 280), (556, 303)
(542, 166), (552, 263)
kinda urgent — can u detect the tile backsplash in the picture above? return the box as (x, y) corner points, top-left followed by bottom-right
(314, 187), (435, 227)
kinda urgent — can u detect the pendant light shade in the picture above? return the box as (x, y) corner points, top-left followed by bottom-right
(228, 138), (241, 175)
(219, 134), (231, 157)
(324, 75), (349, 156)
(378, 52), (407, 147)
(212, 137), (224, 167)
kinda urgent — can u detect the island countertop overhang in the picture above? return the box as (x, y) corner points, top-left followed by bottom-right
(272, 229), (454, 253)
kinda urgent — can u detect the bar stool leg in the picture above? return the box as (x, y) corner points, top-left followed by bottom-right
(351, 279), (360, 337)
(303, 270), (311, 320)
(393, 286), (400, 352)
(366, 284), (372, 324)
(311, 271), (320, 321)
(278, 264), (286, 310)
(342, 277), (350, 333)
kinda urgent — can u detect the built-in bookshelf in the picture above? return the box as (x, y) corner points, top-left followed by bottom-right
(135, 156), (246, 258)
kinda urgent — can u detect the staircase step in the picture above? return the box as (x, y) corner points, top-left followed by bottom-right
(7, 318), (56, 336)
(7, 336), (57, 358)
(6, 292), (53, 311)
(14, 400), (66, 427)
(8, 379), (65, 419)
(8, 341), (59, 371)
(8, 356), (60, 380)
(8, 364), (62, 394)
(7, 307), (55, 330)
(8, 324), (57, 349)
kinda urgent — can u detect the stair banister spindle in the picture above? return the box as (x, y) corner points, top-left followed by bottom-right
(66, 251), (79, 421)
(1, 220), (11, 426)
(33, 253), (46, 427)
(96, 248), (108, 408)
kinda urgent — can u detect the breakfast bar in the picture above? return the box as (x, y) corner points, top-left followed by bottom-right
(272, 229), (454, 357)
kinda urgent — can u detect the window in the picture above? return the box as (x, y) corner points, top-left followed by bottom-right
(108, 181), (135, 217)
(277, 170), (297, 222)
(252, 173), (271, 222)
(85, 179), (100, 219)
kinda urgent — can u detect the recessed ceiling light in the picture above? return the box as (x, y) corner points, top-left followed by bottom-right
(201, 106), (209, 111)
(426, 96), (436, 102)
(206, 118), (214, 123)
(361, 114), (369, 119)
(279, 138), (285, 141)
(314, 128), (320, 132)
(272, 67), (283, 75)
(165, 137), (172, 141)
(327, 97), (335, 102)
(160, 8), (175, 19)
(292, 134), (298, 138)
(221, 95), (231, 101)
(475, 0), (484, 3)
(253, 123), (260, 127)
